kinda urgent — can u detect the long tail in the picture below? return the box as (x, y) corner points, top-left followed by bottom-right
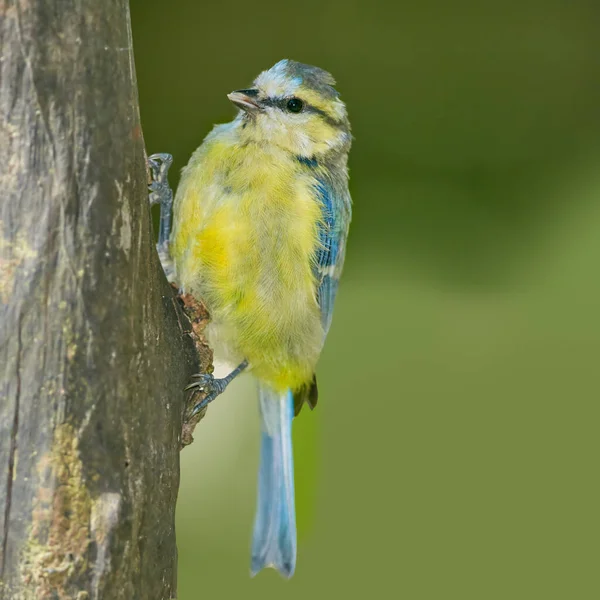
(251, 386), (296, 578)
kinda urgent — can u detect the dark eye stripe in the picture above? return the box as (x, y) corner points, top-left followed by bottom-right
(261, 97), (344, 129)
(306, 105), (344, 129)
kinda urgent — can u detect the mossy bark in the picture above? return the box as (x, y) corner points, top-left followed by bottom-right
(0, 1), (205, 598)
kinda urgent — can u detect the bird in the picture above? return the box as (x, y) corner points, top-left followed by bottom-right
(156, 59), (352, 578)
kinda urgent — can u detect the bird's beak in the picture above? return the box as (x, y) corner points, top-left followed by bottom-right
(227, 89), (261, 112)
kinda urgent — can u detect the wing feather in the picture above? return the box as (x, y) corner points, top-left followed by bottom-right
(314, 177), (351, 336)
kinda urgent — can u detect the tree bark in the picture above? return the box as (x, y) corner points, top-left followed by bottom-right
(0, 1), (204, 598)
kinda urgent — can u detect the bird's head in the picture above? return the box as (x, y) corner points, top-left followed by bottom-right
(228, 59), (351, 160)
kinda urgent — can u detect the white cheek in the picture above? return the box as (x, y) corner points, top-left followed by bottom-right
(259, 114), (279, 136)
(276, 114), (313, 154)
(260, 109), (289, 135)
(294, 131), (312, 155)
(253, 109), (315, 155)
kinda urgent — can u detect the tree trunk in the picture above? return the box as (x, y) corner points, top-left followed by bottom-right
(0, 1), (204, 598)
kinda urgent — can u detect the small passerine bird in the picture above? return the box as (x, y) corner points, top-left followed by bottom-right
(169, 59), (352, 577)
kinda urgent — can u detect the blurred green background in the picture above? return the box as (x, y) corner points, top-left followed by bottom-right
(131, 1), (600, 598)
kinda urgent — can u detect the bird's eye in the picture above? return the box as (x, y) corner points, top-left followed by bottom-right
(286, 98), (304, 113)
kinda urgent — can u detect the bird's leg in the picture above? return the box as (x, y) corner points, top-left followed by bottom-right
(148, 152), (175, 280)
(186, 360), (249, 416)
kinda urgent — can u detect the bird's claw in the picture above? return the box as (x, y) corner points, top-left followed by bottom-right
(191, 391), (219, 417)
(185, 373), (215, 392)
(148, 180), (172, 206)
(148, 152), (173, 178)
(148, 153), (174, 207)
(186, 373), (230, 416)
(185, 361), (249, 418)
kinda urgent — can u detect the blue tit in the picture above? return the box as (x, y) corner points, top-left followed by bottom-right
(169, 59), (352, 577)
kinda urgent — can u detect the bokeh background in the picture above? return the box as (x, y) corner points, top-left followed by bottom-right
(131, 1), (600, 598)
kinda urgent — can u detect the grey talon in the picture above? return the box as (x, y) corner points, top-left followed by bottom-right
(185, 360), (249, 415)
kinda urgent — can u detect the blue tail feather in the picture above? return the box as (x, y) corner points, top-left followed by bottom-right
(251, 386), (296, 578)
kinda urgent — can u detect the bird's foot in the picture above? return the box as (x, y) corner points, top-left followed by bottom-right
(148, 153), (173, 213)
(186, 373), (229, 416)
(148, 152), (174, 279)
(185, 360), (249, 416)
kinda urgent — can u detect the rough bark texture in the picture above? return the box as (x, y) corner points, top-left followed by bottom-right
(0, 1), (205, 598)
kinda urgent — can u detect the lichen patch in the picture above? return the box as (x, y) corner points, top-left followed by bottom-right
(20, 424), (92, 600)
(0, 224), (38, 303)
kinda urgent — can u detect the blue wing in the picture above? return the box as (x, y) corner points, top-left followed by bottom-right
(314, 177), (351, 336)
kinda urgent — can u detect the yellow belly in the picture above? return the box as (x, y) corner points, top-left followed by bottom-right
(171, 134), (324, 391)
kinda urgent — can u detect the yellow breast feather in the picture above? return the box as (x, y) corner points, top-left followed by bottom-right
(171, 130), (324, 391)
